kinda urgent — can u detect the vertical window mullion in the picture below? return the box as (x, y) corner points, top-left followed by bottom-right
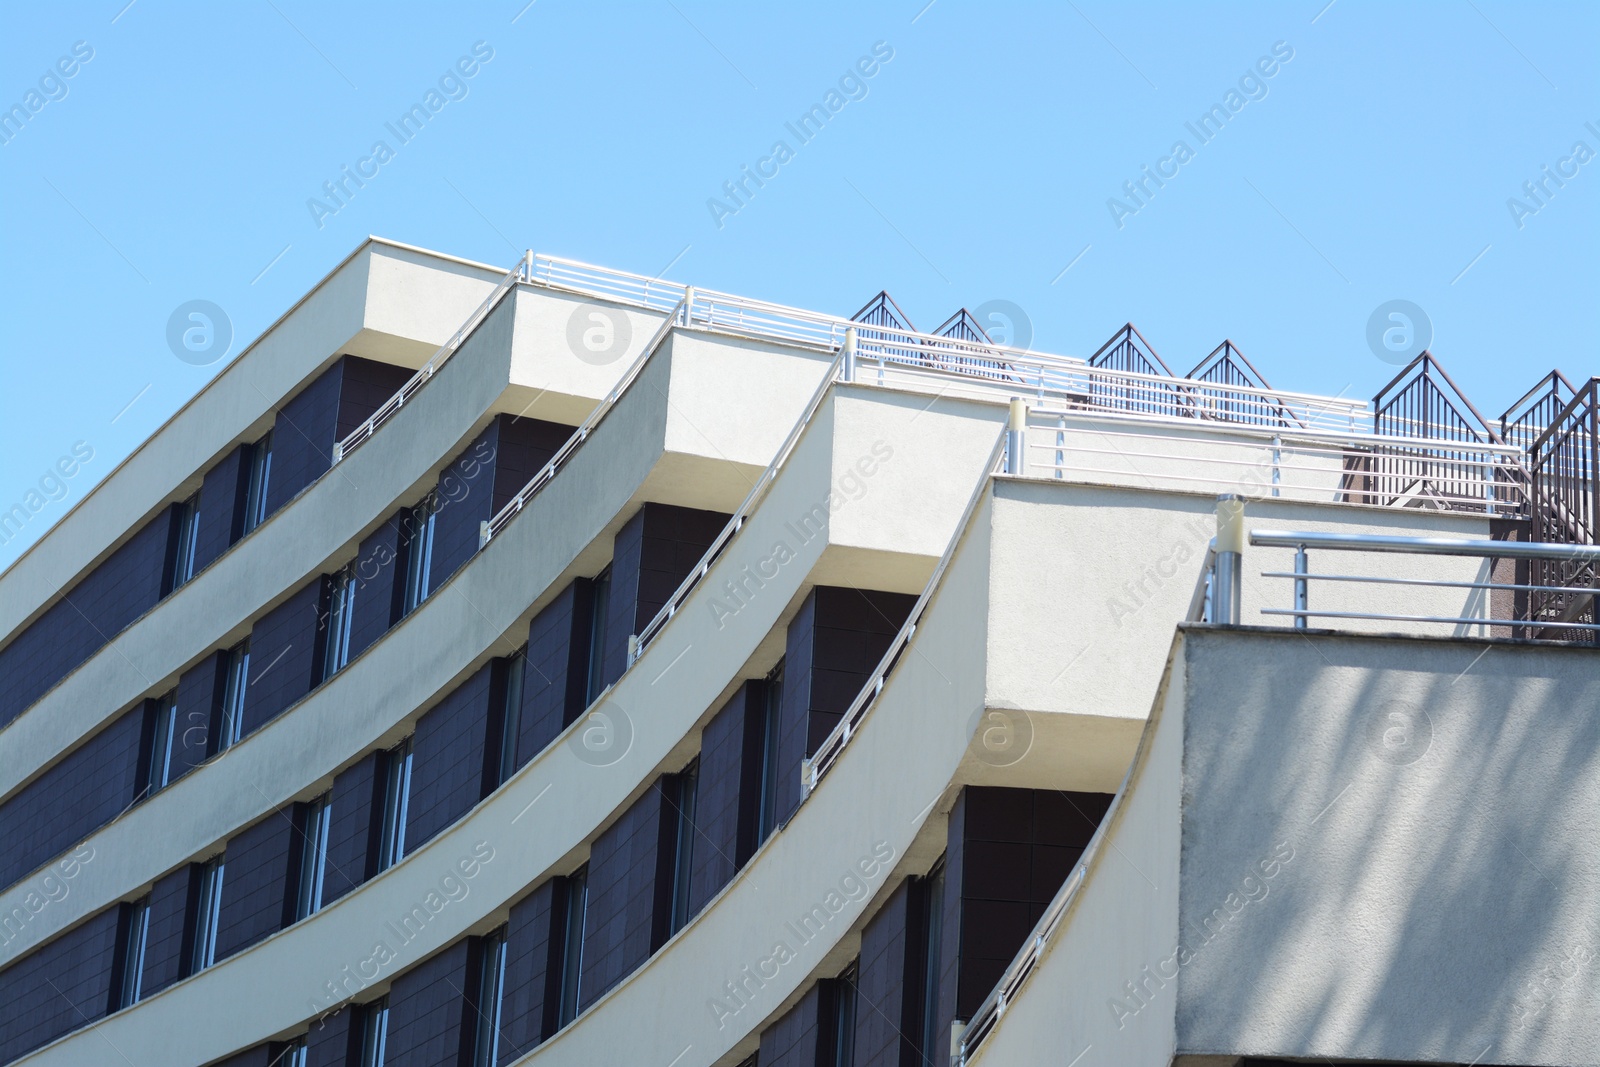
(472, 928), (508, 1067)
(360, 997), (389, 1067)
(558, 867), (588, 1026)
(118, 897), (150, 1008)
(499, 652), (525, 786)
(670, 762), (699, 935)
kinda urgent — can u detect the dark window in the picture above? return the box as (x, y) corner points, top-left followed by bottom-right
(294, 793), (332, 920)
(584, 567), (611, 704)
(498, 651), (526, 787)
(164, 494), (200, 594)
(190, 855), (225, 973)
(116, 896), (151, 1009)
(213, 639), (250, 754)
(321, 564), (357, 680)
(401, 493), (437, 614)
(242, 431), (272, 535)
(757, 661), (785, 842)
(557, 866), (588, 1027)
(471, 926), (509, 1067)
(830, 961), (858, 1067)
(359, 996), (390, 1067)
(280, 1036), (308, 1067)
(142, 691), (180, 798)
(668, 760), (699, 937)
(376, 738), (413, 872)
(919, 860), (946, 1062)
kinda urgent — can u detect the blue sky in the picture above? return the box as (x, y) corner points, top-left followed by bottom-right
(1, 0), (1595, 568)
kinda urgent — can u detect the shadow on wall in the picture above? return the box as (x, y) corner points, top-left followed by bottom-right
(1163, 632), (1600, 1064)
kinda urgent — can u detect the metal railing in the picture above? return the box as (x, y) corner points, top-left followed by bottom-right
(628, 348), (847, 661)
(332, 252), (532, 465)
(801, 430), (1009, 796)
(956, 698), (1141, 1064)
(1249, 529), (1600, 637)
(1025, 416), (1526, 512)
(478, 296), (690, 545)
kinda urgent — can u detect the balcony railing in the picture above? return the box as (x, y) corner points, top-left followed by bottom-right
(1023, 413), (1527, 513)
(332, 252), (532, 465)
(1247, 528), (1600, 640)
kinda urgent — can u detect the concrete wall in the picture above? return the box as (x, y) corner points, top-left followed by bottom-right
(1174, 629), (1600, 1066)
(979, 477), (1498, 797)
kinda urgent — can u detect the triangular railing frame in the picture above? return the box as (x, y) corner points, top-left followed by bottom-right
(932, 308), (994, 345)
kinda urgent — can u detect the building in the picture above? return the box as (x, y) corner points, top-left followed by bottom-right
(0, 238), (1594, 1067)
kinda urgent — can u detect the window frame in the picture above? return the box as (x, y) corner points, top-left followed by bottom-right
(359, 996), (390, 1067)
(584, 566), (611, 704)
(376, 738), (413, 872)
(400, 492), (437, 614)
(470, 926), (509, 1067)
(164, 493), (201, 595)
(321, 563), (357, 681)
(557, 865), (588, 1027)
(214, 639), (250, 754)
(142, 691), (180, 799)
(668, 759), (699, 937)
(116, 895), (151, 1009)
(293, 793), (332, 921)
(756, 661), (785, 842)
(498, 650), (526, 787)
(241, 430), (272, 536)
(189, 854), (225, 974)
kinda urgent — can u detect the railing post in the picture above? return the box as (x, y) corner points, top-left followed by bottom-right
(1271, 434), (1282, 497)
(682, 286), (695, 327)
(478, 520), (491, 550)
(1293, 543), (1308, 629)
(842, 326), (857, 382)
(1214, 494), (1244, 625)
(627, 633), (640, 666)
(1005, 398), (1028, 475)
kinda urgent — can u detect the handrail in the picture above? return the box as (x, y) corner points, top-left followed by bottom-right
(802, 429), (1009, 796)
(957, 682), (1144, 1063)
(1249, 528), (1600, 637)
(521, 254), (1391, 437)
(1186, 539), (1217, 622)
(630, 348), (847, 659)
(479, 296), (688, 544)
(332, 251), (532, 465)
(1248, 529), (1600, 561)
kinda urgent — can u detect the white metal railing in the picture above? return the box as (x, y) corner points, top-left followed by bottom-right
(801, 430), (1009, 795)
(956, 705), (1141, 1064)
(478, 296), (689, 545)
(629, 350), (847, 660)
(1249, 529), (1600, 636)
(1025, 414), (1527, 513)
(332, 252), (533, 465)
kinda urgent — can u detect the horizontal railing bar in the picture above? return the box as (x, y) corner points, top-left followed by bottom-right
(1259, 608), (1600, 631)
(1259, 571), (1598, 596)
(1250, 530), (1600, 561)
(1028, 413), (1526, 455)
(1027, 462), (1520, 506)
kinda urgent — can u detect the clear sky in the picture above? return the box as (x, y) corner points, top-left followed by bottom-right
(1, 0), (1595, 569)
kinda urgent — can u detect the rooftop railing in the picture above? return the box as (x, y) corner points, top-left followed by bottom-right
(1248, 528), (1600, 639)
(1023, 411), (1527, 513)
